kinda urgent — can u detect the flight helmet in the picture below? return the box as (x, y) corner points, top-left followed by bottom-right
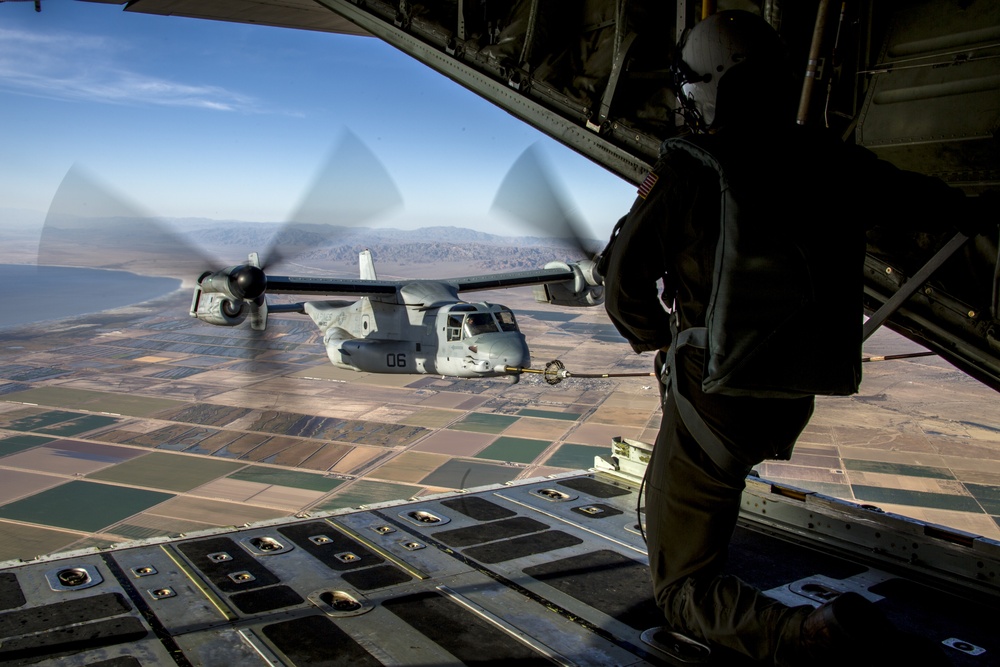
(672, 10), (789, 132)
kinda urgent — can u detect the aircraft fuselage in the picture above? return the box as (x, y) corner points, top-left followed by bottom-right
(307, 298), (530, 378)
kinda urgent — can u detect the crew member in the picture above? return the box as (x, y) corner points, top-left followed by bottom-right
(601, 10), (973, 665)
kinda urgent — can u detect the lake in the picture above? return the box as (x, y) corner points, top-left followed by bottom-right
(0, 264), (181, 328)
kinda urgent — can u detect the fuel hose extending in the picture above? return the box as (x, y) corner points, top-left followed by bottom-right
(508, 351), (936, 385)
(505, 360), (656, 385)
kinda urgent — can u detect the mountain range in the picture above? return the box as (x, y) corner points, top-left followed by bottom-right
(29, 216), (601, 275)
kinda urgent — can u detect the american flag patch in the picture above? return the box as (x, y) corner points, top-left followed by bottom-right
(637, 172), (659, 199)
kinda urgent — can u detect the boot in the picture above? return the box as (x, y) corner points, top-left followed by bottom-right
(792, 592), (951, 667)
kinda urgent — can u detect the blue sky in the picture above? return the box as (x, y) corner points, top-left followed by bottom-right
(0, 1), (636, 240)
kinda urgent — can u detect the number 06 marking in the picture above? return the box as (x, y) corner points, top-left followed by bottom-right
(386, 353), (407, 368)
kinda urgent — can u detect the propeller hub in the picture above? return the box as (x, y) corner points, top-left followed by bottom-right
(231, 265), (267, 301)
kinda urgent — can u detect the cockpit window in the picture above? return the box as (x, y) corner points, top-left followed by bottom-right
(496, 308), (519, 332)
(463, 313), (499, 337)
(447, 315), (464, 341)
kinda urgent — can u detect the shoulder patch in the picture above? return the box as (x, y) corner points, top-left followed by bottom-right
(637, 171), (659, 199)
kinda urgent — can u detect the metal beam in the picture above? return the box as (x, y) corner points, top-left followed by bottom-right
(311, 0), (652, 185)
(862, 231), (970, 340)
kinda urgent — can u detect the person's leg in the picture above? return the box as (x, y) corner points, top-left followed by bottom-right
(645, 390), (808, 662)
(644, 350), (946, 665)
(645, 390), (743, 595)
(645, 345), (820, 661)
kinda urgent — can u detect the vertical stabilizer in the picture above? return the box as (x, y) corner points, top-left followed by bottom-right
(360, 249), (378, 280)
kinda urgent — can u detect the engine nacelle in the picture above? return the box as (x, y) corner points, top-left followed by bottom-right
(189, 287), (247, 327)
(198, 264), (267, 302)
(534, 260), (604, 307)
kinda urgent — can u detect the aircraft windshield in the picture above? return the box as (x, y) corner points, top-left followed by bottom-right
(463, 313), (499, 337)
(496, 308), (519, 332)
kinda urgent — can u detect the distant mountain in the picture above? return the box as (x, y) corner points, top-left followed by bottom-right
(32, 216), (599, 275)
(300, 241), (579, 272)
(181, 221), (591, 272)
(176, 220), (581, 248)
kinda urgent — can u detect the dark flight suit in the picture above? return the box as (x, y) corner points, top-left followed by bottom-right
(603, 123), (968, 664)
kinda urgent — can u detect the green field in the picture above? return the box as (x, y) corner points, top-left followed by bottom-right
(87, 452), (246, 492)
(544, 444), (607, 470)
(448, 413), (519, 434)
(0, 481), (174, 532)
(228, 465), (345, 492)
(474, 437), (550, 465)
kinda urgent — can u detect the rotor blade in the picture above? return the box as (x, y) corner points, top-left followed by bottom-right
(38, 164), (220, 283)
(261, 129), (404, 271)
(491, 144), (596, 259)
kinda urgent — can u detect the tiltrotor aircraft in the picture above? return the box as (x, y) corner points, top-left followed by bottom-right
(183, 129), (607, 381)
(40, 136), (606, 382)
(191, 244), (602, 380)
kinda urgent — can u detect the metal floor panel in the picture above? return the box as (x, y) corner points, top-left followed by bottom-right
(1, 471), (998, 666)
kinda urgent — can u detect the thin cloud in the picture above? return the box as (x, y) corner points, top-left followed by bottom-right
(0, 26), (261, 112)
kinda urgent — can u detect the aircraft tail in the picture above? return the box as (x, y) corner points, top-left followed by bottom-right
(360, 249), (377, 281)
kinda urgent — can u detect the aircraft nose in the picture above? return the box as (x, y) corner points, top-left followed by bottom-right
(488, 336), (530, 372)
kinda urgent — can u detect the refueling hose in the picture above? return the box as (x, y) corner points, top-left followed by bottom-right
(505, 359), (656, 385)
(507, 352), (936, 385)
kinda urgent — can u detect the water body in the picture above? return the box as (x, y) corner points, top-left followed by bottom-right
(0, 264), (181, 329)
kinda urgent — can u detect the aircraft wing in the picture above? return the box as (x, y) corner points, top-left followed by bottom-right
(264, 275), (397, 298)
(92, 0), (370, 37)
(94, 0), (1000, 392)
(259, 266), (584, 298)
(450, 267), (577, 293)
(265, 302), (306, 314)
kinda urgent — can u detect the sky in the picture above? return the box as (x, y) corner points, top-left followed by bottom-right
(0, 0), (637, 243)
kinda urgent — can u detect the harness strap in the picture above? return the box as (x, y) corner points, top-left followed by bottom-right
(666, 319), (750, 480)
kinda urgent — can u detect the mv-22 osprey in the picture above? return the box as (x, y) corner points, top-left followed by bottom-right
(189, 247), (603, 381)
(178, 137), (609, 382)
(40, 137), (606, 383)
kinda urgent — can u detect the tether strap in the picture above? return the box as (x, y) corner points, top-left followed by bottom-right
(666, 320), (750, 480)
